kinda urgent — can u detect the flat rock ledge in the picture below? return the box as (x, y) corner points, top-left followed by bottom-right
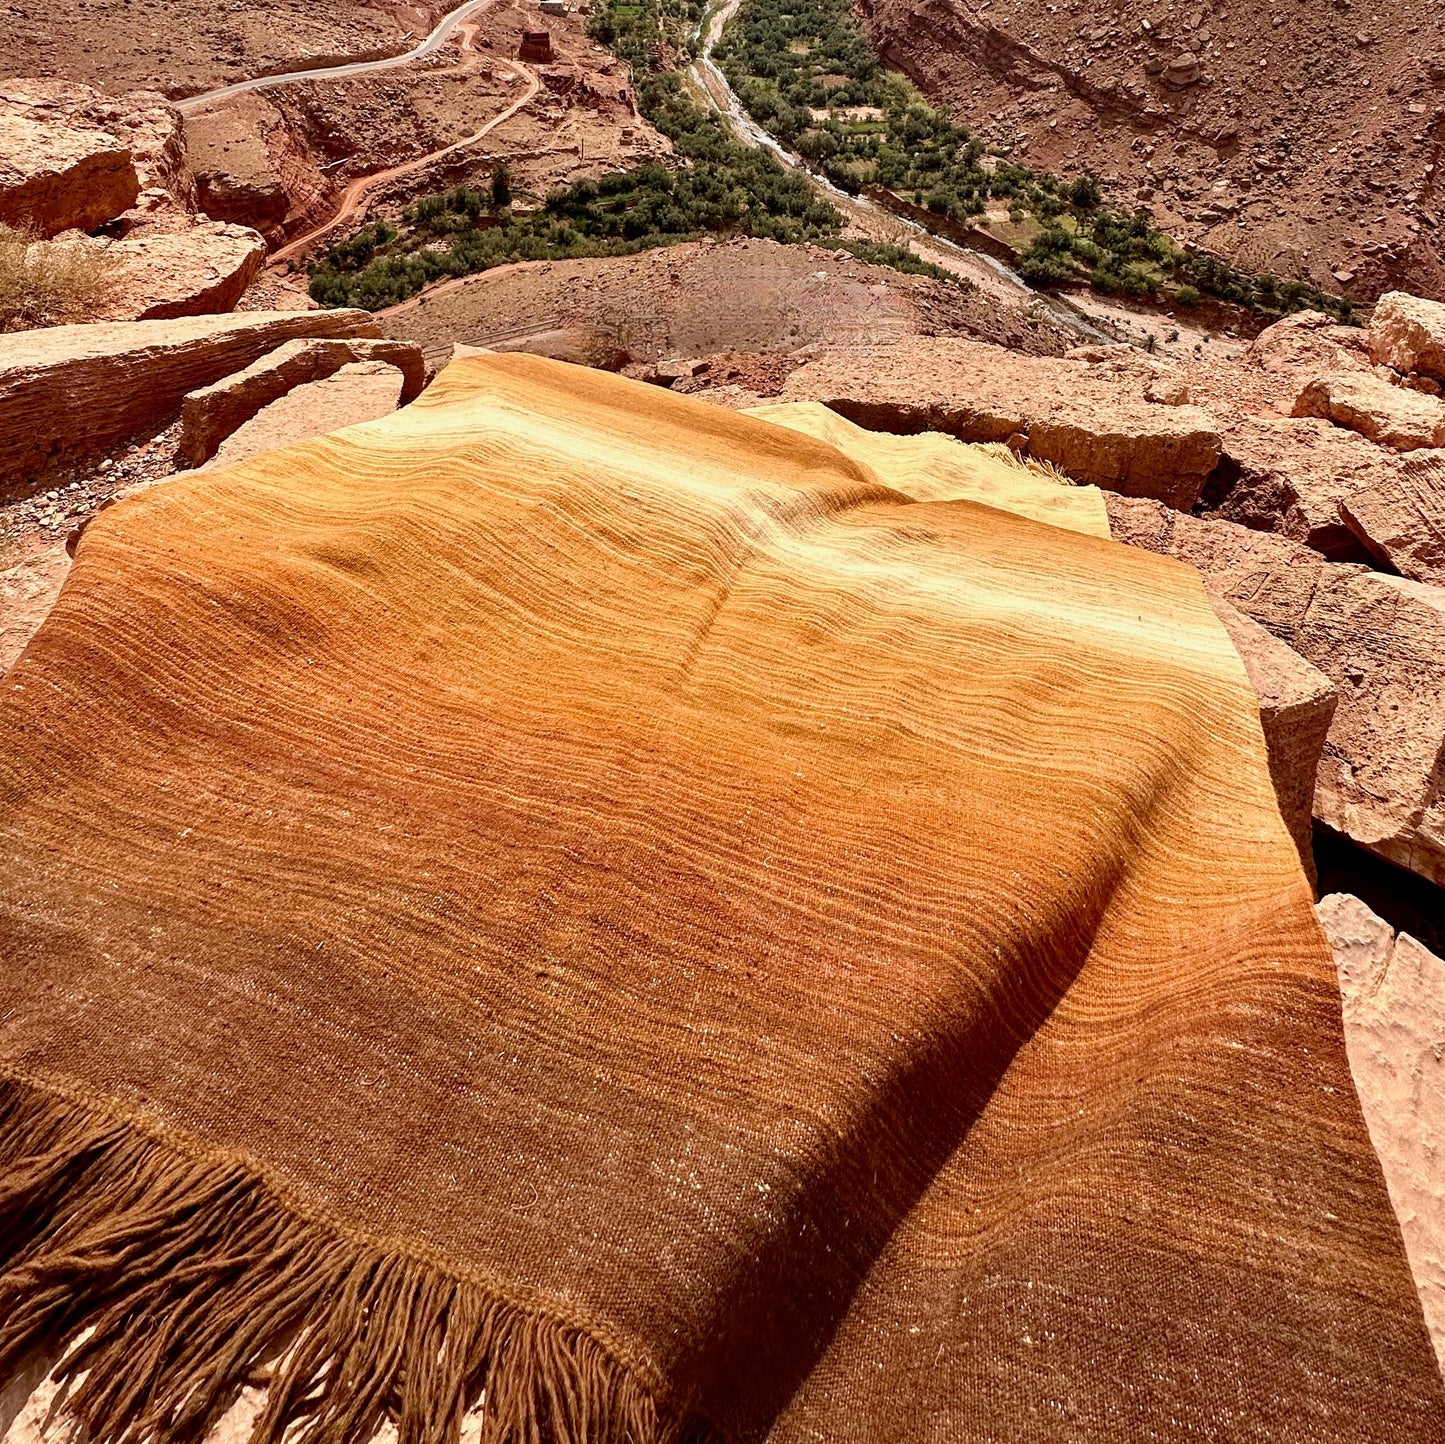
(182, 337), (427, 465)
(0, 309), (381, 498)
(779, 338), (1221, 510)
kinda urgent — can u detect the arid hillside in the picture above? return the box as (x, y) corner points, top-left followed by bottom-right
(858, 0), (1445, 302)
(0, 0), (443, 97)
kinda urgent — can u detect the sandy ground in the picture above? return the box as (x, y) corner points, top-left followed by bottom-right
(379, 236), (1079, 372)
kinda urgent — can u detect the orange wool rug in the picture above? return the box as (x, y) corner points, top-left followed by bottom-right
(0, 353), (1440, 1443)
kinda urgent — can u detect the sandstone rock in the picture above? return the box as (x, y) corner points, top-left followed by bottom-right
(1143, 376), (1191, 406)
(208, 361), (406, 470)
(1246, 310), (1373, 379)
(1106, 493), (1322, 634)
(490, 328), (630, 372)
(1305, 570), (1445, 886)
(101, 221), (265, 321)
(0, 309), (381, 497)
(781, 339), (1221, 509)
(184, 96), (291, 232)
(1207, 591), (1336, 883)
(1212, 415), (1399, 559)
(1316, 891), (1445, 1373)
(1108, 496), (1445, 886)
(181, 337), (427, 465)
(182, 93), (328, 238)
(0, 115), (138, 238)
(1161, 53), (1203, 86)
(0, 543), (70, 676)
(648, 358), (710, 387)
(1316, 891), (1398, 1000)
(1340, 450), (1445, 585)
(0, 80), (194, 230)
(1293, 371), (1445, 452)
(1369, 291), (1445, 382)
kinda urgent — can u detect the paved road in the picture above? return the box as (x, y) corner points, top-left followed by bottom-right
(175, 0), (502, 113)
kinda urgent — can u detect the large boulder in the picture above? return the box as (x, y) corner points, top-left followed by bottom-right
(1369, 292), (1445, 382)
(0, 115), (138, 238)
(1316, 891), (1445, 1371)
(206, 360), (407, 470)
(1293, 371), (1445, 452)
(1212, 415), (1398, 560)
(779, 338), (1221, 509)
(181, 337), (428, 465)
(1107, 493), (1321, 634)
(184, 96), (291, 232)
(1207, 592), (1336, 883)
(1341, 450), (1445, 586)
(101, 221), (266, 321)
(1247, 309), (1374, 380)
(0, 309), (381, 497)
(0, 79), (196, 233)
(1109, 495), (1445, 886)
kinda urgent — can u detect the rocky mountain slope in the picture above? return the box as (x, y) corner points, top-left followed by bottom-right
(858, 0), (1445, 302)
(0, 0), (439, 96)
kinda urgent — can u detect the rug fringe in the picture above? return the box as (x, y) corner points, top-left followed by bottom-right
(0, 1078), (668, 1444)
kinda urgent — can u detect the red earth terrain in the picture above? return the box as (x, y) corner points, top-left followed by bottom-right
(858, 0), (1445, 302)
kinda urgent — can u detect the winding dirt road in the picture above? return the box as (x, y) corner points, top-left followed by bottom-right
(268, 51), (538, 265)
(176, 0), (539, 267)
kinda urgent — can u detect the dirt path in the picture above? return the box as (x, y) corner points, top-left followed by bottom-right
(268, 48), (539, 266)
(175, 0), (540, 269)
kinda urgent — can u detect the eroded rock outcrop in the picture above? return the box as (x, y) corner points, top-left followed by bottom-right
(1207, 592), (1336, 883)
(0, 115), (138, 238)
(183, 93), (331, 240)
(1109, 496), (1445, 887)
(1293, 371), (1445, 452)
(1341, 450), (1445, 587)
(0, 542), (70, 676)
(207, 361), (408, 470)
(1316, 891), (1445, 1372)
(0, 309), (381, 496)
(99, 222), (266, 321)
(182, 337), (427, 465)
(1369, 292), (1445, 383)
(779, 338), (1221, 509)
(0, 80), (195, 233)
(1246, 310), (1375, 380)
(1213, 416), (1397, 560)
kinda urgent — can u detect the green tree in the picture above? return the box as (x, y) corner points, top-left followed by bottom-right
(491, 164), (512, 210)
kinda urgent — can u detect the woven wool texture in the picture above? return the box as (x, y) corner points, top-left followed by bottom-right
(0, 353), (1441, 1444)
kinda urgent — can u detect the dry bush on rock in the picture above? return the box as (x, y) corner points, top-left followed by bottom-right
(0, 224), (119, 332)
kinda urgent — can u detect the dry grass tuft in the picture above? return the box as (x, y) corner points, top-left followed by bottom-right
(0, 223), (120, 332)
(976, 441), (1078, 486)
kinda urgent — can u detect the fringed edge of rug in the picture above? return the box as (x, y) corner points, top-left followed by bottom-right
(0, 1075), (678, 1444)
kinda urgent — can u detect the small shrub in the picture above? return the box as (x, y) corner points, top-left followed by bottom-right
(0, 224), (120, 331)
(1068, 173), (1102, 210)
(491, 163), (512, 210)
(1175, 283), (1202, 307)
